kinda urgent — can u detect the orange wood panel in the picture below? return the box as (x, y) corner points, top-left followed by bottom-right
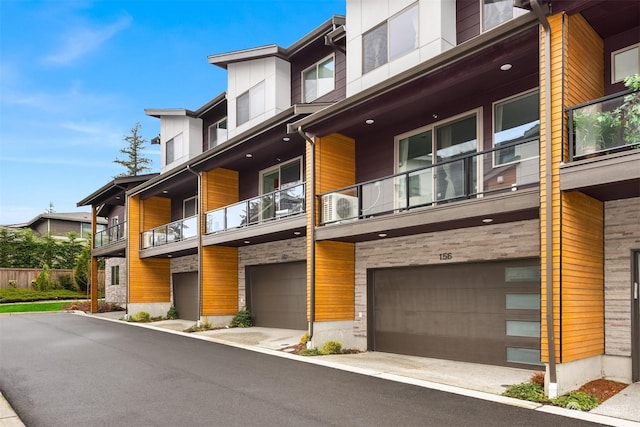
(142, 196), (171, 230)
(315, 241), (355, 321)
(201, 246), (239, 316)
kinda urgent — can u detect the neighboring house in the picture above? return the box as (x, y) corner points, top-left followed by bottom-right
(5, 212), (107, 240)
(77, 174), (158, 307)
(79, 0), (640, 397)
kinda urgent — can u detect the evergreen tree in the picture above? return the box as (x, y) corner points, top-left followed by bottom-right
(113, 122), (152, 177)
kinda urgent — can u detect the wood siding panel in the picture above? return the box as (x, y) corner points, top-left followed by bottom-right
(127, 195), (171, 303)
(561, 191), (604, 361)
(201, 245), (238, 315)
(540, 12), (605, 364)
(315, 133), (356, 193)
(202, 168), (239, 212)
(142, 197), (171, 230)
(315, 241), (355, 321)
(456, 0), (480, 44)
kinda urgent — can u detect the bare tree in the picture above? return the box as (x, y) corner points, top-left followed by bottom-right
(114, 122), (152, 177)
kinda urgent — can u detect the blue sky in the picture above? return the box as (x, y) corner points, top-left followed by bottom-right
(0, 0), (345, 225)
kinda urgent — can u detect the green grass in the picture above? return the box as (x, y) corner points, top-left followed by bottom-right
(0, 301), (69, 313)
(0, 288), (86, 303)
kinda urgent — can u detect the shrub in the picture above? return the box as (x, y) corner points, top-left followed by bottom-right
(230, 309), (252, 328)
(299, 348), (322, 356)
(502, 382), (549, 403)
(167, 305), (178, 320)
(321, 340), (343, 355)
(530, 372), (545, 388)
(552, 391), (599, 411)
(57, 274), (77, 291)
(132, 311), (151, 322)
(33, 264), (53, 291)
(8, 280), (17, 289)
(299, 332), (310, 345)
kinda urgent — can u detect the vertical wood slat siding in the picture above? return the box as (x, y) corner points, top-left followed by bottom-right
(558, 13), (605, 361)
(201, 169), (239, 316)
(201, 246), (238, 315)
(307, 133), (356, 320)
(127, 195), (170, 303)
(315, 241), (355, 321)
(540, 12), (605, 363)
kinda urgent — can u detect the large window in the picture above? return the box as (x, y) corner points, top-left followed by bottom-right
(482, 0), (527, 32)
(493, 90), (540, 165)
(363, 3), (419, 73)
(183, 197), (198, 217)
(612, 43), (640, 83)
(396, 113), (478, 204)
(237, 81), (265, 126)
(303, 55), (335, 102)
(208, 118), (227, 149)
(111, 265), (120, 286)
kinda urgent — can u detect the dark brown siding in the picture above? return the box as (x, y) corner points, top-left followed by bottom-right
(291, 45), (346, 105)
(457, 0), (480, 44)
(604, 27), (640, 95)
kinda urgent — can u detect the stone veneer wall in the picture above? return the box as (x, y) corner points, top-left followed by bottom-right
(104, 258), (127, 305)
(170, 254), (198, 273)
(354, 219), (540, 338)
(604, 197), (640, 356)
(237, 238), (306, 309)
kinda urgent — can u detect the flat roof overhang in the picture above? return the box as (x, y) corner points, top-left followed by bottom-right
(202, 216), (306, 248)
(560, 151), (640, 201)
(92, 240), (126, 258)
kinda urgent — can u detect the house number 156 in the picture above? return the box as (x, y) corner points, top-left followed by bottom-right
(439, 253), (453, 260)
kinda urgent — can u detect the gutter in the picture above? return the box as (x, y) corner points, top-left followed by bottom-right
(531, 0), (558, 398)
(297, 126), (316, 346)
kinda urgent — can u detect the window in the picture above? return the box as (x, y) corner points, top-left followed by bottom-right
(303, 55), (335, 102)
(259, 157), (303, 220)
(363, 3), (419, 73)
(493, 90), (540, 165)
(111, 265), (120, 286)
(396, 112), (478, 204)
(166, 138), (175, 164)
(260, 157), (302, 194)
(612, 43), (640, 83)
(81, 223), (91, 238)
(208, 118), (228, 149)
(237, 81), (265, 126)
(183, 197), (198, 217)
(482, 0), (527, 32)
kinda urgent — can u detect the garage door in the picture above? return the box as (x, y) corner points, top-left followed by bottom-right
(369, 258), (541, 368)
(247, 262), (306, 330)
(173, 272), (198, 321)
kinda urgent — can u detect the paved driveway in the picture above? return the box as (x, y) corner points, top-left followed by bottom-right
(0, 313), (606, 426)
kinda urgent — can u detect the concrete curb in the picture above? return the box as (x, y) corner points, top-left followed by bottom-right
(0, 392), (25, 427)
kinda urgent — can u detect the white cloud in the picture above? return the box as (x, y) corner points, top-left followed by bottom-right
(43, 15), (133, 65)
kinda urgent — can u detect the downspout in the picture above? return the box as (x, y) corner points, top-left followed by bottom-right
(531, 0), (557, 397)
(186, 165), (202, 327)
(297, 126), (316, 346)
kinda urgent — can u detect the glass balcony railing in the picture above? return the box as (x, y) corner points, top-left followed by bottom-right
(568, 89), (640, 160)
(319, 139), (539, 225)
(94, 222), (126, 248)
(205, 183), (305, 234)
(141, 215), (198, 249)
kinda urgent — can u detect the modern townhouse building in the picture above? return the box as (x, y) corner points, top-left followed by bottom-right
(79, 0), (639, 396)
(77, 174), (158, 309)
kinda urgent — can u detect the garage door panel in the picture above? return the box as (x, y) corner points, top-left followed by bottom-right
(370, 259), (541, 368)
(248, 262), (306, 330)
(173, 272), (198, 321)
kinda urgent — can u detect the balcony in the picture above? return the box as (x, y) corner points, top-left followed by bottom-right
(568, 89), (640, 161)
(205, 183), (305, 234)
(94, 222), (126, 248)
(141, 215), (198, 250)
(319, 139), (540, 226)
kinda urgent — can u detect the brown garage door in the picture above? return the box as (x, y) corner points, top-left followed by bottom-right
(368, 258), (541, 368)
(247, 262), (306, 330)
(173, 272), (198, 321)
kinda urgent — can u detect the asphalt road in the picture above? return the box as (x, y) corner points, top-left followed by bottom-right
(0, 313), (605, 427)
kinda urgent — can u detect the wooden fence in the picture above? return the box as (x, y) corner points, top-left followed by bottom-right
(0, 268), (105, 290)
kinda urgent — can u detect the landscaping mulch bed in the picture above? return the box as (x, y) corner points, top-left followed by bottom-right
(62, 300), (124, 313)
(579, 379), (628, 403)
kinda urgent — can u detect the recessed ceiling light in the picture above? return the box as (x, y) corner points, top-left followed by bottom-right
(115, 196), (120, 200)
(378, 233), (387, 237)
(365, 119), (374, 125)
(244, 240), (250, 244)
(294, 231), (301, 235)
(500, 63), (512, 71)
(245, 153), (253, 158)
(282, 137), (290, 142)
(162, 190), (168, 194)
(432, 114), (438, 119)
(482, 218), (494, 223)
